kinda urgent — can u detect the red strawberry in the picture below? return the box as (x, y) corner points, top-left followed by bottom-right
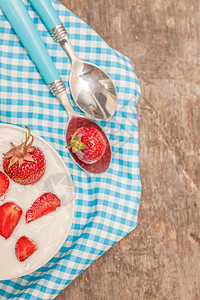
(0, 171), (10, 201)
(15, 236), (37, 262)
(0, 202), (22, 239)
(26, 192), (61, 223)
(69, 127), (106, 164)
(3, 126), (46, 185)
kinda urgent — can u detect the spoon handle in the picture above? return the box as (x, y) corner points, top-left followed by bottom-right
(28, 0), (62, 33)
(28, 0), (77, 62)
(0, 0), (61, 86)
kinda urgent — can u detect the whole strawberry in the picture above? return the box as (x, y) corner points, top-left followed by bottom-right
(3, 126), (46, 185)
(70, 127), (106, 164)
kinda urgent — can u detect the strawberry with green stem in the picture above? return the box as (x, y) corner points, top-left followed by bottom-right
(3, 126), (46, 185)
(69, 127), (106, 164)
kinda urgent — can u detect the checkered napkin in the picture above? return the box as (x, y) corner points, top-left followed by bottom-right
(0, 0), (141, 299)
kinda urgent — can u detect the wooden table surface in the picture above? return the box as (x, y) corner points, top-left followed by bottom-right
(56, 1), (200, 299)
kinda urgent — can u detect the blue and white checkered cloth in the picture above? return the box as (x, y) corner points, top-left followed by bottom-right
(0, 0), (141, 299)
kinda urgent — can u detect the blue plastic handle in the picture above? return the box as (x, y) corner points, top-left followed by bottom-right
(29, 0), (62, 32)
(0, 0), (60, 85)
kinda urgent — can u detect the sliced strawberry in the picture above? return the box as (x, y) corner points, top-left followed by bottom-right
(15, 236), (37, 262)
(0, 171), (10, 201)
(26, 192), (61, 223)
(0, 202), (22, 239)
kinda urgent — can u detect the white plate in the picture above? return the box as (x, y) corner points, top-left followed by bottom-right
(0, 123), (75, 280)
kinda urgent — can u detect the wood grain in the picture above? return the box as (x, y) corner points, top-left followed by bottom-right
(55, 0), (200, 299)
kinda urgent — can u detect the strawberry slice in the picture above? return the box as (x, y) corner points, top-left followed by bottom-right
(0, 171), (10, 201)
(15, 236), (37, 262)
(26, 192), (61, 223)
(0, 202), (22, 239)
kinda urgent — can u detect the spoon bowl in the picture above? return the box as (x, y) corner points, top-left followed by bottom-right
(70, 60), (117, 120)
(66, 116), (111, 174)
(56, 88), (112, 174)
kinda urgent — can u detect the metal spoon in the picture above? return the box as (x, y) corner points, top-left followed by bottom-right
(28, 0), (118, 120)
(0, 0), (111, 174)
